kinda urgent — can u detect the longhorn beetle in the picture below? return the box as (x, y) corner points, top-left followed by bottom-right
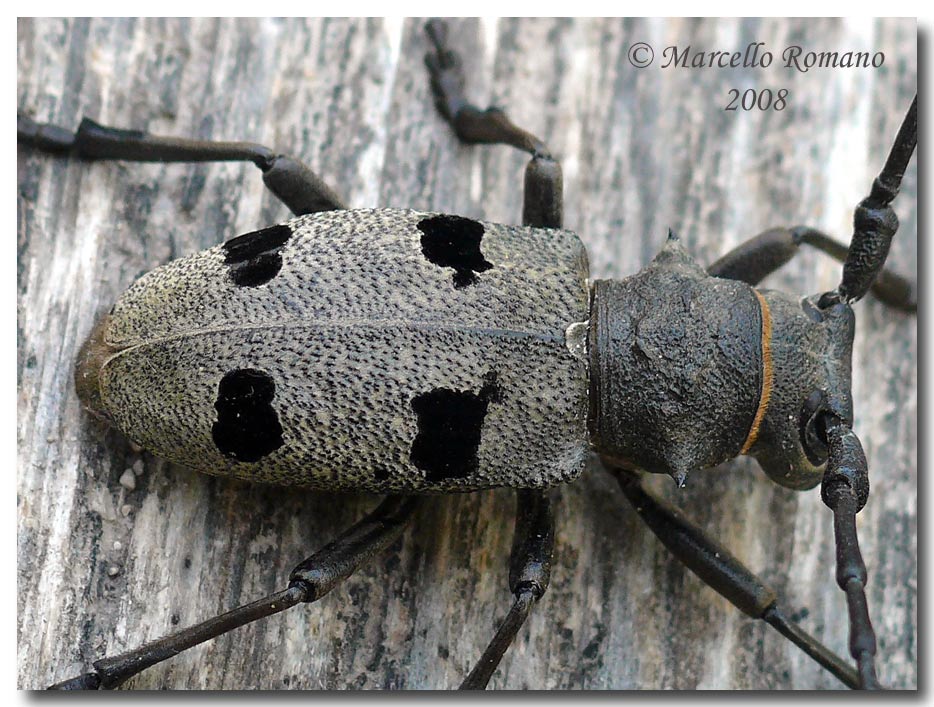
(17, 18), (916, 689)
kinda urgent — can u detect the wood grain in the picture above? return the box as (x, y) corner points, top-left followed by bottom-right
(17, 18), (916, 690)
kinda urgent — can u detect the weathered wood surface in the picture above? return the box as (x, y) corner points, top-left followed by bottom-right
(17, 18), (916, 690)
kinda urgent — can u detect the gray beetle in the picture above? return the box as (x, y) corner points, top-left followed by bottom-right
(16, 18), (920, 692)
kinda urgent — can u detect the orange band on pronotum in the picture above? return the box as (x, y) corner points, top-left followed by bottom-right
(740, 290), (773, 454)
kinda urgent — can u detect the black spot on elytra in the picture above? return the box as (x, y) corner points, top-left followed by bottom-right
(409, 373), (501, 482)
(373, 467), (390, 482)
(416, 214), (492, 288)
(212, 369), (284, 463)
(222, 224), (292, 287)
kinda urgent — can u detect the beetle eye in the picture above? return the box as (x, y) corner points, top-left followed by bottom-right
(799, 390), (829, 466)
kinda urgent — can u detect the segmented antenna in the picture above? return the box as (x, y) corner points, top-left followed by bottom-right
(821, 96), (917, 308)
(819, 415), (880, 689)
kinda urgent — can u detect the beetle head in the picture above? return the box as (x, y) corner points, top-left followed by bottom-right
(746, 291), (855, 489)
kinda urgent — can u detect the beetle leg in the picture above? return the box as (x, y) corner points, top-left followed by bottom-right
(423, 19), (546, 155)
(460, 489), (555, 689)
(47, 496), (420, 690)
(424, 19), (563, 229)
(610, 467), (866, 689)
(708, 96), (917, 313)
(17, 113), (346, 216)
(706, 226), (915, 312)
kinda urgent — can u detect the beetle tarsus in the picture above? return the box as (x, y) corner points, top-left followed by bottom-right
(43, 497), (419, 690)
(47, 671), (103, 690)
(460, 489), (554, 689)
(17, 113), (76, 152)
(16, 113), (345, 216)
(424, 19), (550, 158)
(424, 20), (562, 228)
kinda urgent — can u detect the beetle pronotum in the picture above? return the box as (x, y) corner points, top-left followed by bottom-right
(18, 18), (916, 689)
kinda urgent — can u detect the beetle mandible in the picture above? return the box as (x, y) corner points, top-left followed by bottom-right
(20, 18), (914, 687)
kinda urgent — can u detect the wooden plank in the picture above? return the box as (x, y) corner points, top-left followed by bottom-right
(17, 18), (916, 690)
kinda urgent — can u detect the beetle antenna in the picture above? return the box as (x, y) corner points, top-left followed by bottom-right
(820, 95), (916, 309)
(818, 415), (881, 689)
